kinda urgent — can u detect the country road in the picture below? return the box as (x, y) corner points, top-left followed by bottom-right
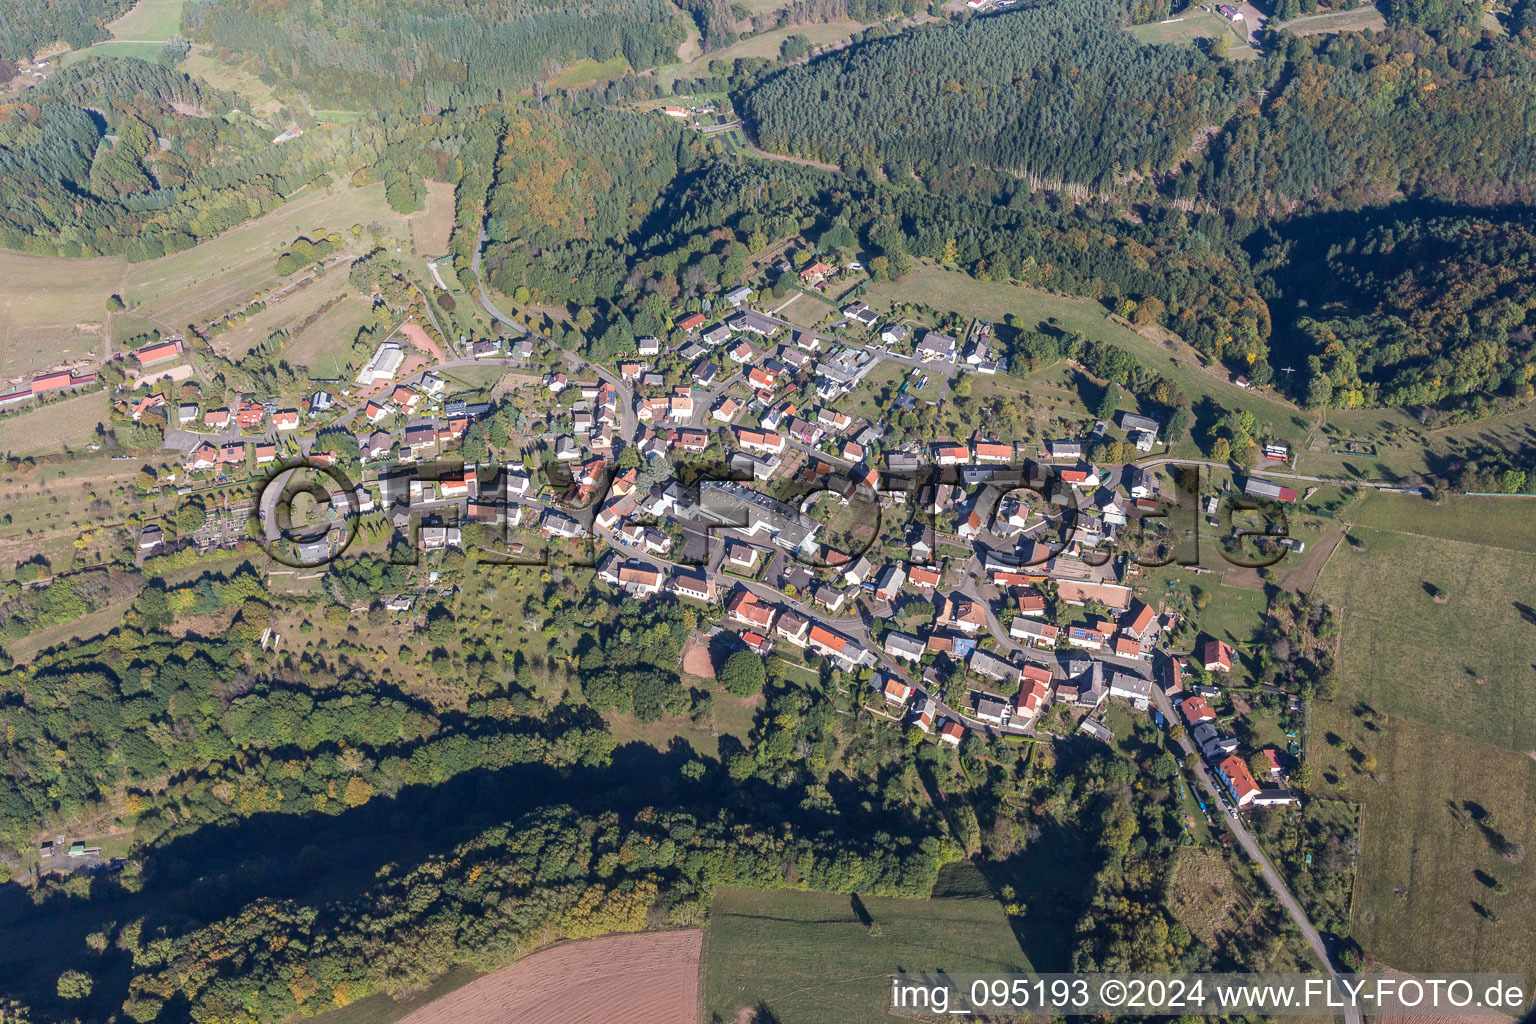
(1153, 685), (1359, 1024)
(472, 226), (530, 337)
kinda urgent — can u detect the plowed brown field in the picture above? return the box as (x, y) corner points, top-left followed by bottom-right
(394, 929), (703, 1024)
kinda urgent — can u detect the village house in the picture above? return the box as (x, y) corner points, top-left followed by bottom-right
(882, 675), (914, 706)
(970, 649), (1021, 688)
(907, 564), (941, 590)
(1067, 625), (1108, 650)
(1011, 619), (1059, 648)
(1202, 639), (1234, 672)
(873, 565), (906, 602)
(915, 331), (956, 363)
(727, 590), (778, 632)
(883, 631), (925, 663)
(1217, 754), (1262, 809)
(800, 260), (834, 285)
(938, 594), (987, 634)
(669, 571), (714, 603)
(1108, 672), (1153, 710)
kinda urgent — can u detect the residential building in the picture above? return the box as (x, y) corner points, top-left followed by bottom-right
(883, 631), (925, 663)
(1202, 639), (1234, 672)
(1217, 754), (1262, 808)
(1108, 672), (1153, 710)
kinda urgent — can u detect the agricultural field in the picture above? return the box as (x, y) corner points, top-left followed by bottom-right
(0, 251), (128, 379)
(1307, 491), (1536, 977)
(863, 265), (1311, 453)
(392, 930), (702, 1024)
(0, 391), (111, 458)
(279, 292), (375, 380)
(702, 885), (1029, 1024)
(1315, 494), (1536, 753)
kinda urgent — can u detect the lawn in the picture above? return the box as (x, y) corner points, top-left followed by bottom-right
(863, 265), (1310, 452)
(831, 358), (907, 421)
(701, 885), (1028, 1024)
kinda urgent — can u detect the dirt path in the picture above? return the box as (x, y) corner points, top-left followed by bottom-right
(1281, 523), (1346, 594)
(393, 930), (703, 1024)
(742, 142), (842, 173)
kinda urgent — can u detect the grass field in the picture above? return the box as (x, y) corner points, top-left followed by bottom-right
(281, 292), (373, 380)
(1166, 848), (1255, 946)
(0, 251), (126, 378)
(1310, 712), (1536, 978)
(209, 269), (353, 359)
(62, 40), (163, 64)
(1130, 9), (1246, 45)
(2, 180), (448, 379)
(105, 0), (188, 40)
(1276, 6), (1386, 34)
(701, 885), (1028, 1024)
(63, 0), (189, 65)
(181, 50), (284, 117)
(862, 265), (1311, 452)
(1316, 494), (1536, 754)
(0, 391), (110, 457)
(667, 21), (861, 84)
(602, 691), (758, 758)
(410, 181), (458, 256)
(1307, 490), (1536, 977)
(1309, 399), (1536, 483)
(121, 181), (441, 334)
(547, 55), (630, 91)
